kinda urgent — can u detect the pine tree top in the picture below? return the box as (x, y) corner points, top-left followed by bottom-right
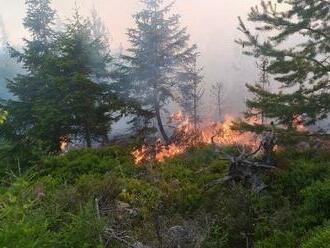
(24, 0), (55, 40)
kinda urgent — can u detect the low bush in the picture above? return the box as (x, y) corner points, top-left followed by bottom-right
(0, 146), (329, 247)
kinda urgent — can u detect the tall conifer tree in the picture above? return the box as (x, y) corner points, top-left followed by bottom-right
(54, 11), (118, 147)
(1, 2), (122, 154)
(0, 0), (60, 154)
(124, 0), (199, 143)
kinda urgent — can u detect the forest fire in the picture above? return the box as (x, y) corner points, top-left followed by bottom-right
(293, 115), (309, 132)
(132, 113), (259, 164)
(60, 136), (69, 153)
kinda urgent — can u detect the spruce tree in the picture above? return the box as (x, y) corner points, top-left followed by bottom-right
(1, 2), (121, 154)
(124, 0), (198, 143)
(237, 0), (330, 129)
(0, 0), (61, 154)
(54, 11), (117, 147)
(18, 0), (55, 70)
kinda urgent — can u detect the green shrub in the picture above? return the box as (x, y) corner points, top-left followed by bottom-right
(1, 146), (330, 247)
(39, 146), (134, 182)
(120, 178), (160, 216)
(299, 179), (330, 227)
(75, 175), (123, 203)
(302, 223), (330, 248)
(271, 157), (330, 203)
(0, 208), (52, 248)
(254, 230), (296, 248)
(52, 202), (105, 248)
(202, 224), (229, 248)
(0, 179), (52, 248)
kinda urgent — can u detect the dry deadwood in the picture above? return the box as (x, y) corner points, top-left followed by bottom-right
(204, 144), (277, 193)
(103, 227), (132, 247)
(103, 227), (150, 248)
(96, 198), (144, 248)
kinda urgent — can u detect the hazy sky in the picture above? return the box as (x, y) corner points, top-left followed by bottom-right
(0, 0), (262, 115)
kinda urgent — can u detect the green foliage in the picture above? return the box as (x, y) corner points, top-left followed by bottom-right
(271, 155), (330, 202)
(1, 0), (61, 157)
(207, 184), (257, 247)
(52, 202), (105, 248)
(203, 224), (229, 248)
(1, 146), (330, 247)
(299, 179), (330, 227)
(1, 1), (329, 247)
(245, 84), (310, 129)
(52, 12), (123, 148)
(122, 0), (199, 142)
(0, 1), (127, 168)
(0, 178), (52, 247)
(238, 0), (330, 128)
(0, 152), (121, 247)
(254, 230), (296, 248)
(302, 223), (330, 248)
(39, 146), (134, 182)
(0, 178), (105, 248)
(0, 109), (6, 124)
(24, 0), (55, 41)
(0, 209), (51, 248)
(119, 178), (160, 219)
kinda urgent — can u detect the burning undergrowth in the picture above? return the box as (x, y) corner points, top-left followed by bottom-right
(132, 112), (260, 164)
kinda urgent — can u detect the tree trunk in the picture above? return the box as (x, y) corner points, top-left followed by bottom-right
(154, 101), (169, 144)
(217, 94), (222, 121)
(85, 125), (92, 148)
(193, 89), (198, 133)
(102, 134), (110, 146)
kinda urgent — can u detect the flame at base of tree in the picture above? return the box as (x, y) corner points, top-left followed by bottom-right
(60, 136), (70, 153)
(132, 113), (260, 164)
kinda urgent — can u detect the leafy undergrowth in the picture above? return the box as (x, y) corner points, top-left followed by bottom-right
(0, 145), (330, 247)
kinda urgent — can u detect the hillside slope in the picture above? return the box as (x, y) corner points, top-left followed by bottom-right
(0, 146), (329, 247)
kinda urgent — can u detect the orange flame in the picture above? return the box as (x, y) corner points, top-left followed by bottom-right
(132, 113), (259, 164)
(293, 115), (308, 132)
(60, 136), (69, 153)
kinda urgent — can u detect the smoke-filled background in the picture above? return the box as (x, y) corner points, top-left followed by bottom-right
(0, 0), (261, 116)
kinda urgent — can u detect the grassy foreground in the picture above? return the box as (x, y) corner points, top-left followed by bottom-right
(0, 145), (330, 247)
